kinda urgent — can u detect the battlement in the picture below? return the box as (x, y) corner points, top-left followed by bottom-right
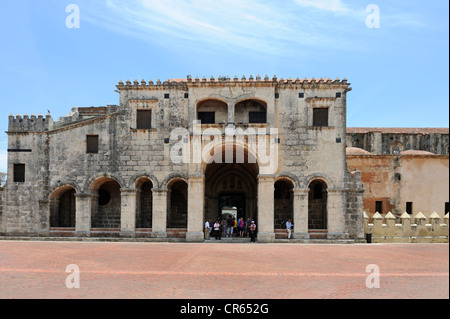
(364, 212), (449, 243)
(7, 105), (119, 133)
(116, 75), (351, 91)
(8, 113), (54, 132)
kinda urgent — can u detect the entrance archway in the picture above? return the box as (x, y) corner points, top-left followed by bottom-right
(204, 144), (259, 224)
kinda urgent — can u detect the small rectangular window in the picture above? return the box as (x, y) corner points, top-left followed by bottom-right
(406, 202), (413, 215)
(249, 112), (267, 124)
(14, 164), (25, 183)
(445, 202), (450, 214)
(375, 201), (383, 214)
(198, 112), (215, 124)
(313, 108), (329, 127)
(137, 110), (152, 129)
(87, 135), (99, 154)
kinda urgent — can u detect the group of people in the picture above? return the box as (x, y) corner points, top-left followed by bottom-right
(205, 217), (258, 242)
(205, 217), (294, 242)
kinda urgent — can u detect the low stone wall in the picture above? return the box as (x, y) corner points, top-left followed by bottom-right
(364, 212), (449, 243)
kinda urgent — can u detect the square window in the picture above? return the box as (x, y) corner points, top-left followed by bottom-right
(198, 112), (215, 124)
(87, 135), (99, 154)
(313, 108), (329, 127)
(137, 110), (152, 129)
(13, 164), (25, 183)
(249, 112), (267, 124)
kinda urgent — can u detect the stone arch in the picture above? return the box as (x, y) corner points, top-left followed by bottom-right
(391, 141), (404, 155)
(87, 174), (123, 229)
(135, 176), (154, 229)
(49, 184), (78, 228)
(308, 179), (329, 230)
(303, 173), (335, 190)
(161, 173), (189, 189)
(204, 142), (260, 223)
(84, 172), (126, 193)
(167, 179), (188, 229)
(200, 141), (260, 175)
(196, 98), (229, 124)
(129, 173), (159, 190)
(274, 178), (294, 230)
(275, 173), (300, 189)
(235, 98), (268, 124)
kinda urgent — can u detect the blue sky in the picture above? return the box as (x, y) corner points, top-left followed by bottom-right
(0, 0), (449, 173)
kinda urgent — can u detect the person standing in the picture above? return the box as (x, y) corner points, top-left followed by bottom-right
(238, 218), (245, 238)
(227, 217), (233, 238)
(286, 219), (293, 240)
(204, 220), (210, 240)
(245, 218), (252, 238)
(214, 220), (221, 240)
(221, 219), (227, 238)
(249, 221), (257, 243)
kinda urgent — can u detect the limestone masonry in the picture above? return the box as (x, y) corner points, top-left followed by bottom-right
(0, 76), (448, 243)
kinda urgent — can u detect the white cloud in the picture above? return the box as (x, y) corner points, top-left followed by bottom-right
(294, 0), (350, 13)
(83, 0), (362, 57)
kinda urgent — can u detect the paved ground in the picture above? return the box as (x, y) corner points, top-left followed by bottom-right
(0, 241), (448, 299)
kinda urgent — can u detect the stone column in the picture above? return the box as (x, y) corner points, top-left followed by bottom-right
(120, 189), (137, 237)
(75, 193), (93, 237)
(257, 175), (276, 243)
(228, 102), (235, 124)
(186, 176), (205, 242)
(327, 190), (349, 239)
(152, 188), (168, 238)
(293, 188), (310, 239)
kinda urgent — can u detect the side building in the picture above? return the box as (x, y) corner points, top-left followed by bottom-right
(0, 76), (364, 242)
(346, 128), (449, 220)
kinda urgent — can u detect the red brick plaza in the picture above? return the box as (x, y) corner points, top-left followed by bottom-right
(0, 241), (448, 299)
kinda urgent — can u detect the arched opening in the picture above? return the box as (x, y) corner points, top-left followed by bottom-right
(391, 141), (404, 155)
(197, 99), (228, 125)
(235, 99), (267, 124)
(168, 180), (188, 229)
(308, 180), (328, 230)
(50, 186), (76, 228)
(91, 179), (121, 229)
(136, 179), (153, 229)
(274, 179), (294, 230)
(204, 144), (259, 227)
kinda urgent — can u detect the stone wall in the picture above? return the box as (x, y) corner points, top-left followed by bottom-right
(346, 128), (449, 155)
(347, 154), (449, 218)
(2, 76), (363, 241)
(364, 212), (449, 243)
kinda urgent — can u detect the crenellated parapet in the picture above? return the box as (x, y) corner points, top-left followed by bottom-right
(7, 105), (120, 133)
(364, 212), (449, 243)
(8, 113), (53, 132)
(116, 75), (352, 91)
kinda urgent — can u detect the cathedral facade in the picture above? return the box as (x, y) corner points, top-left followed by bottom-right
(0, 75), (384, 242)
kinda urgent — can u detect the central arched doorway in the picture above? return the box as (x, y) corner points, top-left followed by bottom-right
(204, 144), (259, 224)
